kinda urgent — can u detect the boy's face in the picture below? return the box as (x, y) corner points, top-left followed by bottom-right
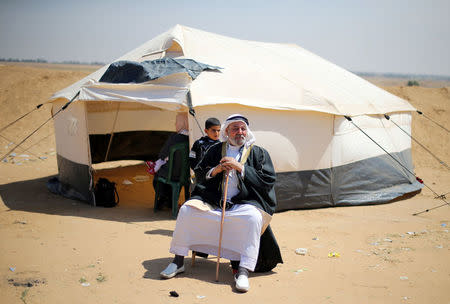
(205, 125), (221, 140)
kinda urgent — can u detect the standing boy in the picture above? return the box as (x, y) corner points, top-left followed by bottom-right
(189, 117), (221, 172)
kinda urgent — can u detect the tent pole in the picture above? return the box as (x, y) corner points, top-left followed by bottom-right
(104, 103), (121, 162)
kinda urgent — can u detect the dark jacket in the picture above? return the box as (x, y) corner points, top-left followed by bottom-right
(191, 142), (283, 272)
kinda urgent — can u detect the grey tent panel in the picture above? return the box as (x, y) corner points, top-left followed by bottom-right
(275, 149), (422, 211)
(50, 154), (93, 203)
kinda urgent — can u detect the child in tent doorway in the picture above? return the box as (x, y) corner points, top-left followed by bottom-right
(150, 112), (189, 210)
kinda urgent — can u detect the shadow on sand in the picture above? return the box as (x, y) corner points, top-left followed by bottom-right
(0, 175), (176, 223)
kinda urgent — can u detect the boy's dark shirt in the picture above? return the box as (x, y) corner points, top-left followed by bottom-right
(189, 136), (219, 171)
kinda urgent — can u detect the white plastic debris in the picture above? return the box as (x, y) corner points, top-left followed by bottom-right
(133, 175), (149, 182)
(196, 295), (206, 299)
(19, 154), (30, 158)
(435, 245), (443, 249)
(9, 153), (16, 157)
(295, 248), (308, 255)
(122, 179), (133, 185)
(400, 276), (408, 280)
(81, 282), (90, 287)
(406, 232), (415, 235)
(312, 237), (319, 240)
(384, 238), (393, 242)
(370, 242), (380, 246)
(39, 156), (48, 160)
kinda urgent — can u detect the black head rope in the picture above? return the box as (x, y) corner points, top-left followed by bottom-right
(343, 116), (449, 216)
(384, 114), (449, 170)
(0, 91), (80, 162)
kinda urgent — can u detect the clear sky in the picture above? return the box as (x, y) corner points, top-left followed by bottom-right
(1, 0), (449, 76)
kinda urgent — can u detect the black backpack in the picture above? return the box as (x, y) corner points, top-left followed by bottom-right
(94, 178), (119, 207)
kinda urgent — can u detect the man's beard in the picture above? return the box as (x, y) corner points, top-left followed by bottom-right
(229, 135), (246, 146)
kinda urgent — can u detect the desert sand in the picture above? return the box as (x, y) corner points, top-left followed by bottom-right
(0, 63), (449, 303)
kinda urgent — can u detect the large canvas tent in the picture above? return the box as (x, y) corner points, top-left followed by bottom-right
(48, 24), (422, 211)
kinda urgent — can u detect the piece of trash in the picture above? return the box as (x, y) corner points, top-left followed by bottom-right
(444, 229), (449, 233)
(431, 269), (437, 273)
(19, 154), (30, 158)
(2, 159), (8, 163)
(9, 267), (15, 272)
(406, 232), (415, 235)
(122, 179), (133, 185)
(401, 247), (411, 251)
(48, 151), (56, 156)
(441, 223), (447, 227)
(370, 242), (380, 246)
(14, 220), (27, 224)
(294, 268), (308, 274)
(328, 252), (340, 258)
(435, 245), (443, 249)
(295, 248), (308, 255)
(420, 230), (428, 234)
(133, 175), (149, 182)
(169, 291), (179, 297)
(400, 276), (408, 280)
(81, 282), (90, 287)
(196, 295), (206, 299)
(383, 238), (393, 242)
(403, 296), (409, 300)
(96, 273), (106, 282)
(39, 156), (48, 160)
(312, 237), (319, 240)
(10, 153), (16, 157)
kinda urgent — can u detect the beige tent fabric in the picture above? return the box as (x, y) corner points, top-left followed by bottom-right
(49, 25), (415, 116)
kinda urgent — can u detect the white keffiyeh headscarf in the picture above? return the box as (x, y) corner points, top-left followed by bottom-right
(219, 114), (255, 147)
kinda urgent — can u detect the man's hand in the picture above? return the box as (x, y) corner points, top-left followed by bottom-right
(211, 157), (243, 177)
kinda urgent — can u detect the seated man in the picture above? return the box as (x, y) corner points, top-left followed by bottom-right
(160, 114), (282, 292)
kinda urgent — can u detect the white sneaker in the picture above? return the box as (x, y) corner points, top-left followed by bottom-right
(160, 263), (185, 279)
(234, 274), (250, 292)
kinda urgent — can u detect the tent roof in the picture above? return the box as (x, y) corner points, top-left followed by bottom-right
(50, 24), (415, 116)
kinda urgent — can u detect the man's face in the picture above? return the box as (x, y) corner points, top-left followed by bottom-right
(205, 125), (220, 140)
(226, 121), (247, 146)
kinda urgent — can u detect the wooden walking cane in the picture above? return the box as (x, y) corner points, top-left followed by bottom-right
(215, 171), (230, 282)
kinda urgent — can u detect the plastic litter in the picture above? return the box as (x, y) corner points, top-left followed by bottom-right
(328, 252), (340, 258)
(383, 238), (393, 242)
(370, 242), (380, 246)
(169, 291), (179, 297)
(441, 223), (447, 227)
(122, 179), (133, 185)
(435, 245), (443, 249)
(295, 248), (308, 255)
(19, 154), (30, 158)
(312, 237), (319, 240)
(9, 267), (15, 272)
(133, 175), (149, 182)
(406, 232), (415, 235)
(196, 295), (206, 299)
(39, 156), (48, 160)
(2, 159), (8, 163)
(81, 282), (90, 287)
(10, 153), (16, 157)
(400, 276), (408, 280)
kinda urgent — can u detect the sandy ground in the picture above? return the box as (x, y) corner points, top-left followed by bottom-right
(0, 63), (449, 304)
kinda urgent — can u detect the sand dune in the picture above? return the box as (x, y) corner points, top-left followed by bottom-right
(0, 63), (448, 303)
